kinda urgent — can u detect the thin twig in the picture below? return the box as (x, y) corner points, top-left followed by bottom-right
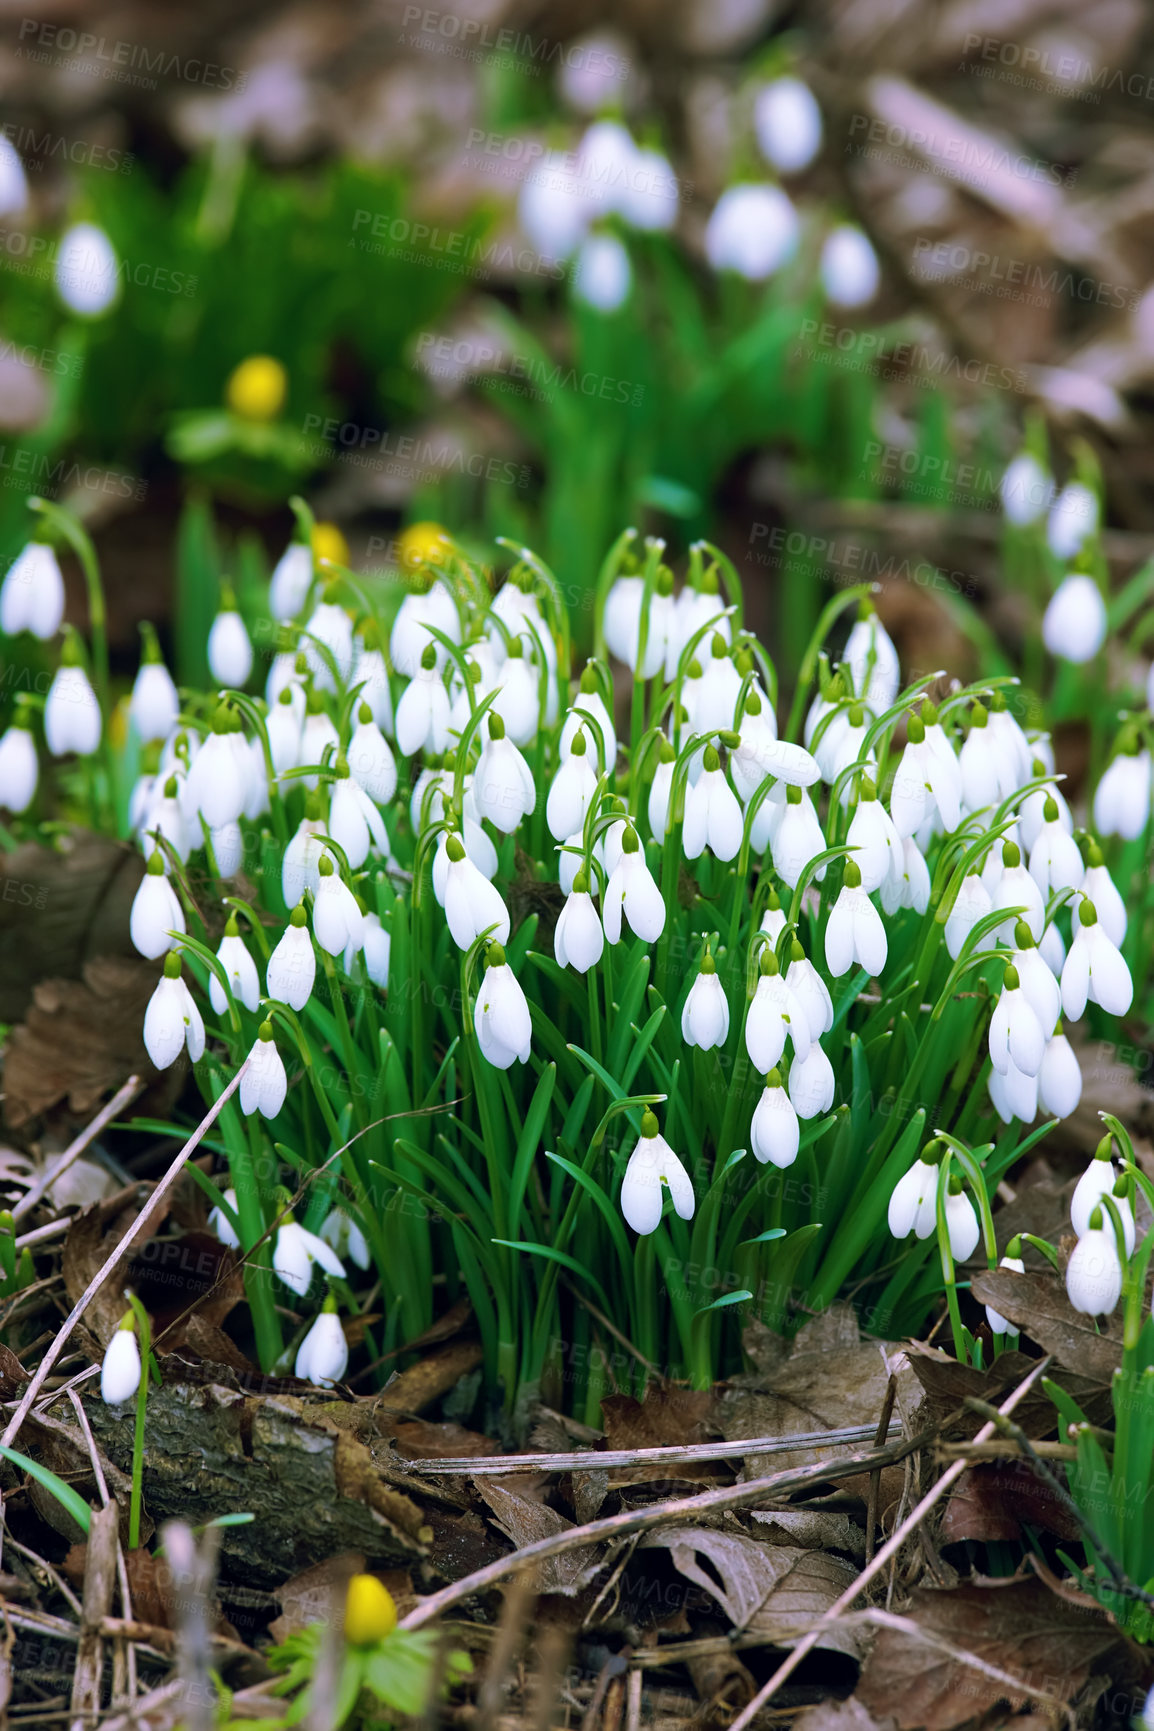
(865, 1375), (897, 1567)
(401, 1423), (902, 1477)
(66, 1390), (136, 1704)
(12, 1077), (143, 1222)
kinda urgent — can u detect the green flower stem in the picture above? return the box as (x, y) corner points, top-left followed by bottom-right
(933, 1160), (968, 1364)
(235, 1111), (283, 1372)
(124, 1294), (152, 1551)
(319, 949), (368, 1131)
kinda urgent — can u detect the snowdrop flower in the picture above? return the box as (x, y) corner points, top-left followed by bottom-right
(945, 1181), (981, 1263)
(1074, 846), (1125, 947)
(990, 841), (1044, 944)
(880, 835), (931, 917)
(131, 637), (180, 743)
(574, 233), (631, 312)
(297, 703), (339, 787)
(265, 907), (315, 1009)
(890, 711), (961, 838)
(1070, 1140), (1119, 1238)
(888, 1152), (940, 1240)
(273, 1215), (345, 1298)
(1038, 919), (1065, 977)
(681, 952), (730, 1049)
(474, 943), (532, 1069)
(320, 1208), (370, 1271)
(841, 608), (899, 714)
(648, 738), (676, 838)
(0, 720), (37, 812)
(619, 1110), (694, 1235)
(746, 948), (811, 1071)
(390, 576), (459, 678)
(208, 1188), (241, 1249)
(730, 688), (781, 803)
(0, 134), (28, 217)
(986, 695), (1032, 788)
(984, 1242), (1026, 1335)
(131, 853), (186, 957)
(1065, 1214), (1121, 1316)
(209, 914), (261, 1014)
(347, 705), (397, 806)
(1038, 1025), (1081, 1118)
(989, 964), (1045, 1078)
(1042, 574), (1106, 663)
(55, 221), (119, 315)
(959, 702), (1016, 811)
(771, 785), (827, 889)
(1093, 744), (1151, 841)
(474, 713), (536, 833)
(209, 821), (244, 877)
(492, 641), (542, 746)
(101, 1316), (142, 1406)
(683, 744), (743, 861)
(0, 542), (65, 639)
(187, 709), (249, 829)
(1000, 452), (1053, 526)
(554, 870), (604, 972)
(754, 77), (822, 174)
(443, 835), (511, 950)
(704, 183), (799, 280)
(1018, 761), (1071, 852)
(267, 687), (304, 776)
(295, 1296), (349, 1387)
(269, 541), (313, 620)
(847, 779), (900, 892)
(1046, 482), (1098, 559)
(561, 670), (616, 769)
(353, 623), (394, 735)
(44, 638), (101, 757)
(313, 856), (365, 957)
(1010, 924), (1061, 1036)
(355, 911), (391, 989)
(670, 576), (729, 674)
(948, 876), (994, 963)
(760, 892), (787, 947)
(988, 1058), (1039, 1125)
(282, 816), (326, 908)
(396, 645), (451, 756)
(603, 827), (665, 943)
(299, 594), (354, 694)
(1061, 898), (1133, 1019)
(143, 952), (205, 1069)
(825, 861), (887, 978)
(821, 225), (880, 307)
(207, 603), (253, 688)
(329, 767), (390, 870)
(518, 161), (588, 261)
(603, 571), (675, 678)
(240, 1023), (288, 1118)
(786, 939), (833, 1037)
(693, 636), (744, 735)
(788, 1042), (835, 1118)
(750, 1068), (800, 1167)
(1028, 798), (1084, 899)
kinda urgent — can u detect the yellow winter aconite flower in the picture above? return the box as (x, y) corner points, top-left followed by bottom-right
(397, 520), (450, 572)
(312, 521), (350, 568)
(225, 355), (287, 422)
(344, 1573), (397, 1646)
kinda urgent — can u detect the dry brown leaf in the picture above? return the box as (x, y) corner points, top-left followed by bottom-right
(903, 1339), (1111, 1435)
(792, 1698), (884, 1731)
(0, 1344), (30, 1400)
(748, 1509), (866, 1558)
(941, 1464), (1081, 1545)
(378, 1340), (484, 1415)
(600, 1384), (722, 1487)
(391, 1420), (498, 1460)
(476, 1481), (600, 1596)
(62, 1191), (174, 1354)
(968, 1270), (1123, 1382)
(268, 1553), (365, 1642)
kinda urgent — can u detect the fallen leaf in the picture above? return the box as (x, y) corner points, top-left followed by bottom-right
(391, 1420), (498, 1460)
(904, 1339), (1111, 1435)
(969, 1270), (1123, 1383)
(600, 1384), (722, 1486)
(63, 1191), (174, 1354)
(378, 1341), (484, 1415)
(268, 1553), (365, 1642)
(476, 1482), (600, 1596)
(941, 1464), (1082, 1544)
(0, 1345), (30, 1400)
(792, 1698), (884, 1731)
(749, 1509), (866, 1558)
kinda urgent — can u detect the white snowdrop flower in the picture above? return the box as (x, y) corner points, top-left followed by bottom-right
(355, 912), (391, 989)
(1046, 482), (1098, 559)
(207, 607), (253, 688)
(347, 706), (397, 807)
(846, 779), (900, 893)
(143, 953), (205, 1069)
(693, 635), (744, 735)
(0, 721), (37, 812)
(0, 134), (28, 217)
(491, 642), (542, 746)
(622, 145), (679, 231)
(746, 949), (811, 1071)
(990, 842), (1045, 944)
(1070, 1143), (1119, 1239)
(890, 711), (961, 838)
(1010, 925), (1062, 1036)
(518, 159), (589, 260)
(1018, 763), (1071, 853)
(888, 1155), (940, 1240)
(1065, 1221), (1121, 1317)
(1039, 1026), (1081, 1118)
(267, 688), (303, 776)
(265, 647), (302, 708)
(750, 1068), (800, 1167)
(748, 734), (822, 792)
(396, 649), (452, 756)
(391, 578), (460, 678)
(474, 943), (532, 1069)
(959, 702), (1017, 812)
(989, 964), (1045, 1078)
(988, 1057), (1038, 1125)
(681, 953), (730, 1050)
(704, 183), (799, 280)
(1061, 898), (1133, 1020)
(273, 1216), (345, 1299)
(1093, 746), (1151, 841)
(807, 692), (851, 784)
(619, 1111), (694, 1236)
(320, 1208), (370, 1271)
(670, 579), (729, 675)
(730, 688), (780, 802)
(1000, 453), (1053, 526)
(683, 744), (743, 862)
(266, 906), (315, 1010)
(187, 714), (248, 828)
(0, 542), (65, 639)
(474, 713), (536, 833)
(295, 1298), (348, 1387)
(131, 657), (179, 744)
(785, 939), (833, 1037)
(131, 853), (185, 958)
(282, 818), (326, 908)
(209, 915), (260, 1014)
(986, 699), (1032, 789)
(944, 1183), (981, 1262)
(1042, 574), (1107, 664)
(574, 232), (631, 312)
(821, 224), (880, 307)
(754, 76), (822, 174)
(329, 769), (389, 870)
(449, 645), (500, 735)
(561, 673), (616, 768)
(240, 1022), (288, 1119)
(1038, 919), (1065, 977)
(880, 835), (931, 917)
(300, 596), (354, 694)
(603, 826), (665, 944)
(1028, 802), (1085, 900)
(1074, 849), (1125, 947)
(825, 861), (887, 978)
(443, 835), (511, 950)
(462, 783), (499, 878)
(353, 629), (394, 735)
(101, 1318), (141, 1406)
(788, 1041), (835, 1118)
(554, 870), (604, 973)
(269, 541), (313, 620)
(209, 821), (244, 877)
(603, 573), (675, 678)
(760, 896), (787, 947)
(841, 609), (899, 714)
(44, 652), (101, 756)
(208, 1187), (241, 1249)
(648, 740), (676, 839)
(985, 1246), (1026, 1335)
(771, 784), (827, 889)
(313, 856), (365, 957)
(570, 118), (641, 222)
(55, 221), (119, 315)
(139, 776), (189, 866)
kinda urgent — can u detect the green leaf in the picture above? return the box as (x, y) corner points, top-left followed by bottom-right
(0, 1446), (91, 1534)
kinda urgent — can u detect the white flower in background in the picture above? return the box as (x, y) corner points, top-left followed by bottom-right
(443, 835), (511, 950)
(557, 29), (631, 115)
(988, 1057), (1039, 1125)
(0, 720), (37, 812)
(131, 652), (180, 745)
(683, 745), (743, 861)
(693, 636), (744, 734)
(820, 225), (880, 307)
(353, 626), (394, 735)
(210, 821), (244, 877)
(750, 1068), (800, 1167)
(130, 853), (185, 957)
(671, 580), (729, 674)
(313, 856), (365, 957)
(603, 827), (665, 943)
(474, 943), (532, 1069)
(704, 183), (799, 280)
(619, 1111), (694, 1235)
(990, 842), (1045, 944)
(1038, 1025), (1081, 1118)
(390, 577), (459, 678)
(1070, 1143), (1119, 1238)
(770, 784), (827, 889)
(356, 912), (391, 988)
(240, 1023), (287, 1119)
(574, 233), (632, 312)
(55, 221), (120, 315)
(1061, 899), (1133, 1020)
(1, 542), (65, 639)
(1018, 762), (1071, 852)
(561, 674), (616, 769)
(1038, 919), (1066, 977)
(788, 1042), (835, 1118)
(648, 738), (677, 838)
(1000, 453), (1054, 526)
(207, 604), (253, 688)
(846, 779), (900, 892)
(1010, 924), (1061, 1035)
(760, 896), (787, 948)
(45, 647), (101, 757)
(681, 953), (730, 1050)
(1028, 797), (1084, 898)
(187, 713), (249, 829)
(554, 870), (604, 973)
(329, 769), (390, 870)
(273, 1216), (345, 1298)
(987, 699), (1032, 788)
(754, 77), (822, 174)
(945, 877), (993, 967)
(959, 702), (1017, 811)
(474, 713), (536, 833)
(1093, 745), (1151, 840)
(746, 949), (811, 1071)
(295, 1298), (349, 1388)
(518, 159), (589, 261)
(879, 835), (931, 917)
(396, 649), (452, 757)
(301, 593), (354, 690)
(267, 688), (303, 775)
(1065, 1218), (1121, 1316)
(492, 642), (542, 746)
(944, 1182), (980, 1262)
(143, 953), (205, 1069)
(785, 939), (833, 1037)
(603, 573), (675, 678)
(208, 1188), (241, 1249)
(282, 817), (326, 907)
(988, 964), (1045, 1077)
(984, 1246), (1026, 1335)
(730, 688), (780, 802)
(841, 609), (899, 714)
(889, 712), (961, 838)
(1042, 574), (1107, 663)
(269, 541), (313, 620)
(825, 861), (887, 978)
(347, 705), (397, 806)
(1074, 848), (1125, 947)
(209, 914), (261, 1014)
(0, 134), (28, 216)
(101, 1316), (142, 1406)
(888, 1154), (940, 1240)
(1046, 482), (1098, 559)
(547, 731), (598, 840)
(320, 1208), (370, 1271)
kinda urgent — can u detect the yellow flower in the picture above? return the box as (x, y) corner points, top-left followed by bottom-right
(225, 356), (287, 422)
(344, 1574), (397, 1646)
(397, 521), (450, 572)
(312, 521), (350, 569)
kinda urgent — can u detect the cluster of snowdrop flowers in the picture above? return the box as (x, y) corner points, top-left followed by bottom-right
(1063, 1135), (1141, 1319)
(999, 452), (1111, 666)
